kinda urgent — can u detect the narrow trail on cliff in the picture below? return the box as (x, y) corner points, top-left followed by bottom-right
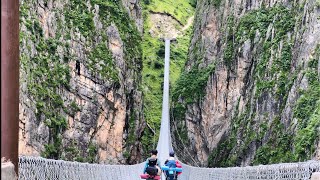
(181, 16), (194, 32)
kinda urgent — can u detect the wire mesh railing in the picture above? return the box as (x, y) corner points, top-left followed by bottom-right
(18, 156), (144, 180)
(18, 156), (320, 180)
(179, 160), (320, 180)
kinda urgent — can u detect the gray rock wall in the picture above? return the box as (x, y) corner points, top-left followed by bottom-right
(19, 0), (145, 164)
(172, 0), (320, 166)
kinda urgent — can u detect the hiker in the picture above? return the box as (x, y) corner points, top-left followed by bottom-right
(143, 149), (161, 176)
(163, 151), (182, 180)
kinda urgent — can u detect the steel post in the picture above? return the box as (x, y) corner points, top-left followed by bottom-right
(1, 0), (20, 174)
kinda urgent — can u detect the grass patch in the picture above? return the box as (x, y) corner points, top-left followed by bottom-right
(147, 0), (194, 25)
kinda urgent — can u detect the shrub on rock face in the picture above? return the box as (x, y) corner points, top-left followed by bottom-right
(154, 61), (164, 69)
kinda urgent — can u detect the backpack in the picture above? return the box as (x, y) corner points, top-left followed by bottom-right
(146, 158), (158, 175)
(165, 160), (177, 178)
(166, 160), (176, 168)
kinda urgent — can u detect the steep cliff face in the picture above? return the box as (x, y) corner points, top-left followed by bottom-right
(172, 0), (320, 166)
(122, 0), (143, 32)
(19, 0), (145, 164)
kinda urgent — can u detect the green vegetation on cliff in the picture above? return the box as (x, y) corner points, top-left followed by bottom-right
(172, 64), (215, 103)
(199, 5), (319, 166)
(20, 1), (71, 159)
(171, 64), (215, 146)
(254, 45), (320, 164)
(291, 45), (320, 161)
(20, 0), (142, 161)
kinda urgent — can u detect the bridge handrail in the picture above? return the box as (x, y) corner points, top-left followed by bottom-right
(18, 155), (144, 180)
(179, 160), (320, 180)
(18, 155), (319, 180)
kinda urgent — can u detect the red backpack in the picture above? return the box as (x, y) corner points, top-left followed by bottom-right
(176, 161), (182, 175)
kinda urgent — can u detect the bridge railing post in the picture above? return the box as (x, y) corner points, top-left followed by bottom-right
(1, 0), (20, 175)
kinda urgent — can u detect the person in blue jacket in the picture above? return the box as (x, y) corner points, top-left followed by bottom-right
(163, 151), (181, 180)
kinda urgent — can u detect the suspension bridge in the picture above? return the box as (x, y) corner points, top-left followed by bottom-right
(15, 39), (320, 180)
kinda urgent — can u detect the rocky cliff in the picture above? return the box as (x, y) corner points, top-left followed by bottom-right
(19, 0), (145, 164)
(172, 0), (320, 166)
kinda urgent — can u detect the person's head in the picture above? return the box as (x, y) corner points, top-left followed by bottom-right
(151, 149), (158, 156)
(169, 151), (175, 157)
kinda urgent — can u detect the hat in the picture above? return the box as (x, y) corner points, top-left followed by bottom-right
(169, 151), (175, 157)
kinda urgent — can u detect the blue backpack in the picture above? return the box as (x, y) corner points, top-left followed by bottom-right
(165, 160), (177, 178)
(166, 160), (176, 168)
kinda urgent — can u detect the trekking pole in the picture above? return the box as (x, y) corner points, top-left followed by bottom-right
(153, 128), (156, 149)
